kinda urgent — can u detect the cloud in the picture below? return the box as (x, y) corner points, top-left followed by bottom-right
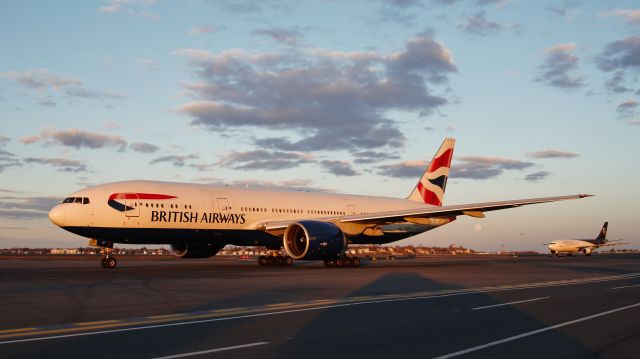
(602, 9), (640, 26)
(217, 150), (314, 170)
(526, 150), (579, 159)
(377, 160), (425, 178)
(605, 71), (633, 94)
(192, 177), (333, 192)
(450, 156), (534, 180)
(1, 69), (127, 101)
(536, 43), (585, 89)
(320, 160), (360, 176)
(23, 157), (89, 172)
(129, 142), (159, 153)
(149, 154), (198, 167)
(353, 150), (401, 164)
(596, 36), (640, 72)
(0, 196), (61, 220)
(0, 149), (21, 173)
(174, 32), (456, 152)
(137, 58), (162, 71)
(0, 69), (80, 90)
(628, 120), (640, 126)
(252, 27), (302, 46)
(38, 99), (56, 107)
(458, 11), (501, 37)
(187, 26), (219, 36)
(97, 0), (159, 20)
(524, 171), (551, 182)
(22, 129), (127, 150)
(616, 98), (638, 118)
(64, 88), (127, 100)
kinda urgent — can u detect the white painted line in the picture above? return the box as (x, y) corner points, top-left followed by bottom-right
(433, 302), (640, 359)
(611, 284), (640, 290)
(472, 296), (549, 310)
(1, 272), (638, 346)
(153, 342), (269, 359)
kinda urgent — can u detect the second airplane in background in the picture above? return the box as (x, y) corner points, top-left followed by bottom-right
(548, 222), (626, 256)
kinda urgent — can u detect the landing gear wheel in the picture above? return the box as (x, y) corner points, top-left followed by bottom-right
(276, 256), (285, 266)
(267, 256), (276, 266)
(258, 255), (268, 266)
(352, 257), (361, 267)
(285, 256), (294, 266)
(335, 258), (344, 267)
(344, 257), (353, 267)
(324, 259), (333, 267)
(101, 256), (117, 269)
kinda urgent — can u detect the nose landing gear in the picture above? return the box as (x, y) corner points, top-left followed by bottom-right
(90, 239), (117, 269)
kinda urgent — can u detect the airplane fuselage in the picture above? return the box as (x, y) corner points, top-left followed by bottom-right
(548, 239), (599, 255)
(49, 180), (452, 247)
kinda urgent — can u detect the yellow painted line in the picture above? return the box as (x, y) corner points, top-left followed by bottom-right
(148, 313), (191, 319)
(75, 320), (122, 326)
(266, 302), (295, 308)
(211, 307), (247, 313)
(0, 328), (35, 334)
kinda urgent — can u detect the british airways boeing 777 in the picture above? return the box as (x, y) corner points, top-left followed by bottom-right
(48, 138), (592, 268)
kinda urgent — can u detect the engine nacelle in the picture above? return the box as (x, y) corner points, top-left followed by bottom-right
(582, 247), (592, 255)
(283, 220), (346, 260)
(171, 243), (224, 258)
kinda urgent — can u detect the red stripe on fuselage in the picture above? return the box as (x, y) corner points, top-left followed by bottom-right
(427, 148), (453, 173)
(108, 193), (177, 201)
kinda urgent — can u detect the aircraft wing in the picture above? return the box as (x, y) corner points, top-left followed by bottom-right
(594, 242), (629, 247)
(259, 194), (592, 233)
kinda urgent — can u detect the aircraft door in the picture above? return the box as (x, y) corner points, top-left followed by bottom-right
(125, 193), (140, 217)
(346, 205), (356, 215)
(217, 198), (230, 212)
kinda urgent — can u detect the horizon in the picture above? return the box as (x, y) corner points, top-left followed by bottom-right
(1, 1), (639, 251)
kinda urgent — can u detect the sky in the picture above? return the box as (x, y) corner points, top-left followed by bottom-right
(0, 0), (638, 251)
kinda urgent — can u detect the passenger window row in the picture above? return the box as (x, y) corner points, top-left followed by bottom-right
(240, 206), (346, 216)
(135, 203), (193, 209)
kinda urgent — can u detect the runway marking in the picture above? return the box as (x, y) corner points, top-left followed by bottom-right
(0, 328), (35, 334)
(611, 284), (640, 290)
(433, 302), (640, 359)
(472, 296), (549, 310)
(0, 272), (638, 345)
(153, 341), (270, 358)
(75, 320), (122, 326)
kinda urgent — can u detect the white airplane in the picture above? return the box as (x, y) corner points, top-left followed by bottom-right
(48, 138), (592, 268)
(547, 222), (626, 256)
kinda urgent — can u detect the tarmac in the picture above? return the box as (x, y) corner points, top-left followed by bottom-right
(0, 254), (639, 358)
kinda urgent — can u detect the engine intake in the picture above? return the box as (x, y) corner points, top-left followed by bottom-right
(283, 221), (346, 260)
(171, 243), (224, 258)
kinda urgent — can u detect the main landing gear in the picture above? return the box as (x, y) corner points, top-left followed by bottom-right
(324, 256), (361, 268)
(258, 252), (294, 267)
(101, 254), (117, 269)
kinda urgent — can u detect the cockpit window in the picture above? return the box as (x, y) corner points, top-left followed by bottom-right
(82, 197), (90, 204)
(62, 197), (90, 204)
(62, 197), (74, 203)
(74, 197), (83, 204)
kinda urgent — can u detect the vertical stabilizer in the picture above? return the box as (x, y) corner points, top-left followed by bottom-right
(595, 222), (608, 244)
(407, 138), (455, 206)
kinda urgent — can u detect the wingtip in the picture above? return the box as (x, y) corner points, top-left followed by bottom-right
(579, 194), (594, 198)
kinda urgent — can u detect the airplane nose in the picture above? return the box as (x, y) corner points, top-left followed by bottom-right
(48, 205), (65, 227)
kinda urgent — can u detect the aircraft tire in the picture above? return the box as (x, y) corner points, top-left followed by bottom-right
(344, 257), (352, 267)
(258, 256), (268, 266)
(335, 258), (344, 267)
(267, 256), (276, 266)
(104, 257), (117, 269)
(352, 257), (361, 267)
(323, 259), (333, 267)
(285, 256), (294, 266)
(276, 256), (285, 266)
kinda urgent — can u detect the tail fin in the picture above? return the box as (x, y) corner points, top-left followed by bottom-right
(595, 222), (608, 244)
(407, 138), (455, 206)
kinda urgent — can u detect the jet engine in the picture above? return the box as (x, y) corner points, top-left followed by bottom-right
(283, 220), (346, 260)
(171, 243), (224, 258)
(582, 247), (592, 256)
